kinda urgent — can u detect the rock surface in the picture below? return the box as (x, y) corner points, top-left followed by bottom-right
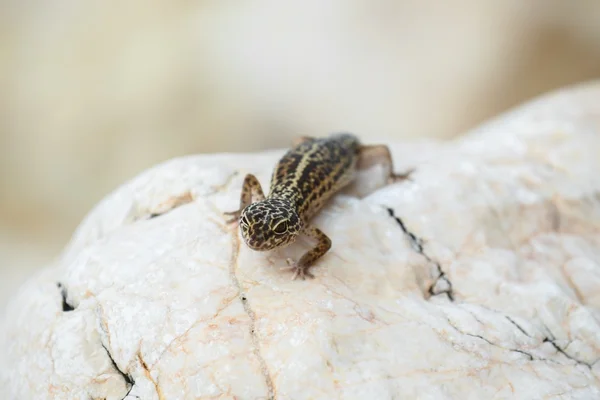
(3, 82), (600, 399)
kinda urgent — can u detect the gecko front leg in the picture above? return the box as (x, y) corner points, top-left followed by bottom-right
(282, 225), (332, 280)
(358, 144), (414, 183)
(224, 173), (265, 224)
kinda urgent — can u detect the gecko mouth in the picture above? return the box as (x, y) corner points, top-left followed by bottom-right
(243, 232), (290, 251)
(246, 242), (273, 251)
(243, 235), (272, 251)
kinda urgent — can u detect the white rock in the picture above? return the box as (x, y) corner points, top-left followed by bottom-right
(2, 82), (600, 399)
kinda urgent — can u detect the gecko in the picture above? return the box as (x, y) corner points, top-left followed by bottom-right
(224, 133), (411, 280)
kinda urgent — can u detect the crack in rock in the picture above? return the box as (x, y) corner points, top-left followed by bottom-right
(505, 316), (532, 338)
(146, 172), (239, 220)
(466, 305), (536, 342)
(101, 344), (134, 399)
(464, 332), (535, 361)
(138, 352), (163, 400)
(228, 230), (275, 399)
(380, 208), (597, 369)
(147, 191), (194, 219)
(385, 208), (455, 301)
(446, 316), (599, 368)
(542, 338), (594, 369)
(445, 317), (537, 361)
(56, 282), (75, 312)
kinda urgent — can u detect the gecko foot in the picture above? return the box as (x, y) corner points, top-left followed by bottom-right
(223, 210), (241, 224)
(389, 168), (415, 184)
(281, 258), (315, 280)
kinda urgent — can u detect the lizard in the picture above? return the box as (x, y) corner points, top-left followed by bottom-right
(224, 132), (411, 280)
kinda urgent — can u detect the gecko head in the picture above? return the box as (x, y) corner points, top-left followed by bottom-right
(239, 199), (302, 251)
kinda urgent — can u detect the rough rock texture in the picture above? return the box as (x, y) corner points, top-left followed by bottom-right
(3, 83), (600, 399)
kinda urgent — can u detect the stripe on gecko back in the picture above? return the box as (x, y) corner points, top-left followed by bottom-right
(268, 133), (360, 221)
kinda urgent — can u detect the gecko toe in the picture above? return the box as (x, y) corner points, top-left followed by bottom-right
(281, 259), (313, 280)
(223, 210), (241, 224)
(389, 168), (415, 184)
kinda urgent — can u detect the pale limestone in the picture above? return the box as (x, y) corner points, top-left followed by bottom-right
(2, 83), (600, 399)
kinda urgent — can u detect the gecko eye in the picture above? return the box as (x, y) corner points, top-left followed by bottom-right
(272, 220), (288, 235)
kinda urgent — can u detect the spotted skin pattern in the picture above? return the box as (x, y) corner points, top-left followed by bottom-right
(225, 133), (406, 279)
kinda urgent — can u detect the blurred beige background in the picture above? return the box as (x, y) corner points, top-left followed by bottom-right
(1, 1), (600, 310)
